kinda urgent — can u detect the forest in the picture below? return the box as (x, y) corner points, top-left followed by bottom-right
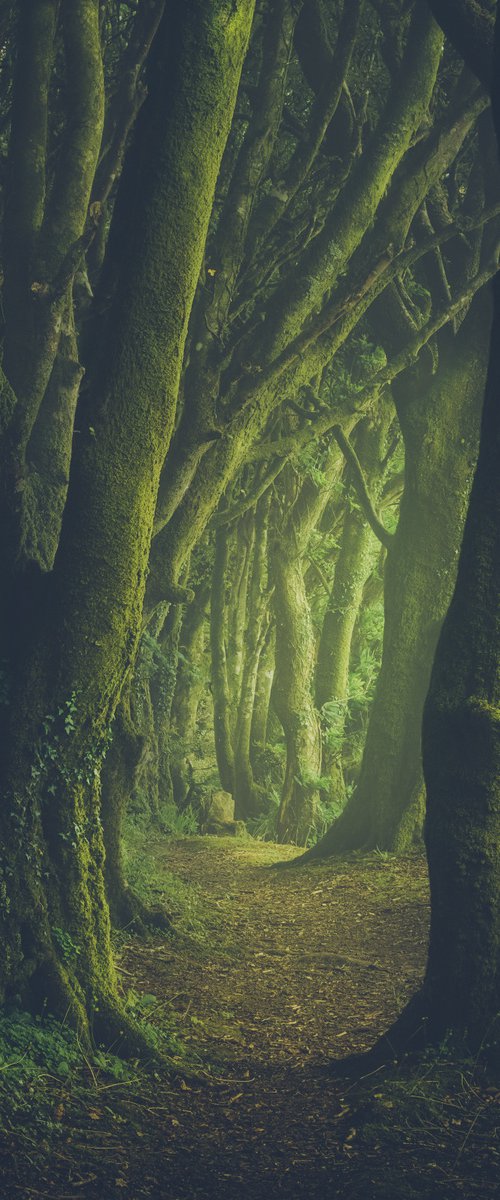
(0, 0), (499, 1196)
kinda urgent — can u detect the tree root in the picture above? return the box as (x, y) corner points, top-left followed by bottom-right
(329, 992), (430, 1081)
(109, 884), (172, 934)
(90, 992), (166, 1067)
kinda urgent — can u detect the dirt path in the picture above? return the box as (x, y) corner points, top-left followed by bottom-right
(114, 836), (429, 1199)
(9, 835), (499, 1200)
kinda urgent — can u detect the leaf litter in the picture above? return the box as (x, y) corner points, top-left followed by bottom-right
(1, 835), (499, 1199)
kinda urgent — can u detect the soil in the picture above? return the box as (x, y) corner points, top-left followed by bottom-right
(1, 836), (499, 1200)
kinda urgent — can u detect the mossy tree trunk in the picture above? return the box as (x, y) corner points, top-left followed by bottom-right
(301, 296), (490, 861)
(151, 601), (186, 813)
(273, 545), (322, 845)
(418, 14), (500, 1047)
(315, 410), (394, 807)
(0, 0), (255, 1042)
(210, 524), (236, 794)
(422, 281), (500, 1048)
(233, 493), (271, 819)
(272, 455), (344, 845)
(170, 583), (210, 806)
(250, 624), (276, 778)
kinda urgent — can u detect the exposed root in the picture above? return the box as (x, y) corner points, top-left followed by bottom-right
(109, 884), (172, 934)
(329, 992), (429, 1081)
(91, 992), (165, 1067)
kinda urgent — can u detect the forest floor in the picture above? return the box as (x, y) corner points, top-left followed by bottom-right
(1, 834), (500, 1200)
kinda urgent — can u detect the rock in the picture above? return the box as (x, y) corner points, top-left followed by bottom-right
(206, 789), (235, 824)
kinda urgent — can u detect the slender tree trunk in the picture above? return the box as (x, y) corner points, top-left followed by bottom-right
(152, 601), (185, 813)
(228, 513), (255, 724)
(170, 584), (209, 805)
(273, 549), (322, 845)
(233, 495), (271, 818)
(315, 413), (392, 804)
(211, 525), (236, 793)
(316, 506), (377, 807)
(250, 624), (275, 778)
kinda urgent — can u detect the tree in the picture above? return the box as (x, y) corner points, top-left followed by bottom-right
(0, 0), (255, 1045)
(298, 287), (492, 860)
(416, 0), (500, 1052)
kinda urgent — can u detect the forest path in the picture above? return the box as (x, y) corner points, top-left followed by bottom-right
(115, 836), (429, 1199)
(7, 834), (465, 1200)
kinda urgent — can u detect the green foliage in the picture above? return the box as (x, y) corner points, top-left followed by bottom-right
(159, 801), (199, 837)
(51, 926), (81, 963)
(342, 596), (385, 775)
(320, 698), (349, 754)
(122, 824), (211, 947)
(0, 1011), (80, 1080)
(326, 334), (388, 409)
(247, 788), (281, 841)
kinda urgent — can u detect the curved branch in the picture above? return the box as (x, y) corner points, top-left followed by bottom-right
(331, 426), (394, 550)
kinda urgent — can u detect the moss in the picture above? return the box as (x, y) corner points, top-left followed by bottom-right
(0, 0), (256, 1033)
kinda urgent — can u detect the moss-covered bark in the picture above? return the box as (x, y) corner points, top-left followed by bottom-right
(170, 584), (209, 805)
(315, 413), (392, 803)
(152, 602), (185, 813)
(302, 295), (490, 860)
(0, 0), (255, 1040)
(250, 624), (275, 774)
(422, 285), (500, 1049)
(211, 525), (236, 794)
(273, 546), (321, 846)
(233, 494), (271, 819)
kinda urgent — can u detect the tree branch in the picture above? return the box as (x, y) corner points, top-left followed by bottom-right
(424, 0), (494, 91)
(331, 426), (394, 549)
(247, 0), (364, 248)
(4, 0), (57, 255)
(92, 0), (166, 207)
(42, 0), (105, 272)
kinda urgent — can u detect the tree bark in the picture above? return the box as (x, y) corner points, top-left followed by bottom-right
(211, 524), (236, 794)
(315, 412), (392, 805)
(0, 0), (255, 1043)
(300, 295), (491, 859)
(419, 14), (500, 1042)
(233, 494), (271, 818)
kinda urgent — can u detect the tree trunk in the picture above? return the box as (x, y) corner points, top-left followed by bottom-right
(250, 624), (275, 777)
(421, 259), (500, 1041)
(301, 296), (490, 859)
(0, 0), (255, 1043)
(315, 413), (392, 806)
(210, 524), (236, 794)
(170, 584), (209, 806)
(152, 601), (185, 813)
(273, 550), (321, 845)
(233, 495), (271, 818)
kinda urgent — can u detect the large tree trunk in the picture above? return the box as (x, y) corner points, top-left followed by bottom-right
(0, 0), (254, 1044)
(419, 20), (500, 1043)
(300, 296), (490, 860)
(422, 283), (500, 1046)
